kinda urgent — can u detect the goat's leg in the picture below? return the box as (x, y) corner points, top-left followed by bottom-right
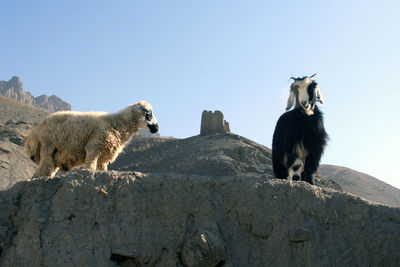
(302, 155), (320, 185)
(273, 153), (289, 179)
(301, 172), (315, 185)
(273, 163), (288, 180)
(285, 153), (304, 181)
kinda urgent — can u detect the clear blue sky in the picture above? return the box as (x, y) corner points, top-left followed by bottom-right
(1, 1), (399, 188)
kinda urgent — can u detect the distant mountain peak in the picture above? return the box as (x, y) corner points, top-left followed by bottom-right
(0, 76), (71, 113)
(8, 76), (22, 86)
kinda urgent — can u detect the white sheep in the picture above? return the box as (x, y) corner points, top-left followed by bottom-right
(25, 100), (159, 178)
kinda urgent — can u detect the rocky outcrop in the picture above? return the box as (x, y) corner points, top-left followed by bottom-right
(0, 170), (399, 266)
(0, 76), (71, 112)
(0, 77), (34, 105)
(200, 110), (230, 135)
(34, 94), (71, 113)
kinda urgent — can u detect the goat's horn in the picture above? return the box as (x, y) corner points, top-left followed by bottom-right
(310, 73), (317, 78)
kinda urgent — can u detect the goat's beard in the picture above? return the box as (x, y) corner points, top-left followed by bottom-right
(301, 104), (315, 115)
(300, 99), (318, 116)
(304, 108), (314, 116)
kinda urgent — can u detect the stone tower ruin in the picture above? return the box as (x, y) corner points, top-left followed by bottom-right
(200, 110), (230, 136)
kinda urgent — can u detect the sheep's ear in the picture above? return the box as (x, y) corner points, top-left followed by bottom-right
(140, 107), (149, 113)
(286, 90), (295, 110)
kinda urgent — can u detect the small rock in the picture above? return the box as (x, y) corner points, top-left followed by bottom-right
(181, 229), (226, 267)
(289, 228), (311, 242)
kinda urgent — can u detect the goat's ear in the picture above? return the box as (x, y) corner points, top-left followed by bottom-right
(286, 90), (295, 110)
(315, 86), (324, 104)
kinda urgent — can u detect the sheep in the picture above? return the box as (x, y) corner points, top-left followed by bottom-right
(25, 100), (159, 178)
(272, 74), (328, 185)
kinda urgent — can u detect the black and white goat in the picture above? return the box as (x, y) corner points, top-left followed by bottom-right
(272, 74), (328, 185)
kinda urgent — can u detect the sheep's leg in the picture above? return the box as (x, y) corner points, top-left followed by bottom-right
(84, 144), (100, 170)
(36, 145), (58, 178)
(84, 152), (99, 170)
(37, 161), (58, 178)
(96, 162), (108, 171)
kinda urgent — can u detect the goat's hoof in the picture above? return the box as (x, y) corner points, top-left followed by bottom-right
(302, 178), (314, 185)
(292, 175), (301, 181)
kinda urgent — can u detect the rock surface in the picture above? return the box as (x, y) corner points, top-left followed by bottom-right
(0, 76), (71, 112)
(0, 170), (399, 266)
(200, 110), (230, 135)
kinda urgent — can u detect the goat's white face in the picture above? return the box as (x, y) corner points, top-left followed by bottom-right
(286, 76), (324, 115)
(137, 101), (159, 133)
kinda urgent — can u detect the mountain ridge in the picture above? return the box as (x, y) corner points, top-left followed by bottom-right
(0, 76), (71, 112)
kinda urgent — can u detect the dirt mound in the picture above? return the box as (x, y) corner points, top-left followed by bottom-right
(110, 133), (272, 177)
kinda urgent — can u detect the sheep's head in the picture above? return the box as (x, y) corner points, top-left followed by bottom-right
(136, 101), (159, 133)
(286, 74), (324, 115)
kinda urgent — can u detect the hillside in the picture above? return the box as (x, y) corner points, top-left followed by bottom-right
(319, 164), (400, 207)
(0, 95), (48, 190)
(0, 95), (48, 125)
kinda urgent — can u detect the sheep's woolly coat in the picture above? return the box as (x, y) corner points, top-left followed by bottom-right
(25, 101), (158, 178)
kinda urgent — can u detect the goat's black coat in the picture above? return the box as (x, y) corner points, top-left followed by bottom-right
(272, 106), (328, 184)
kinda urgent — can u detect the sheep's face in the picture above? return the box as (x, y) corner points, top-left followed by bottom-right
(137, 101), (159, 133)
(286, 75), (324, 115)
